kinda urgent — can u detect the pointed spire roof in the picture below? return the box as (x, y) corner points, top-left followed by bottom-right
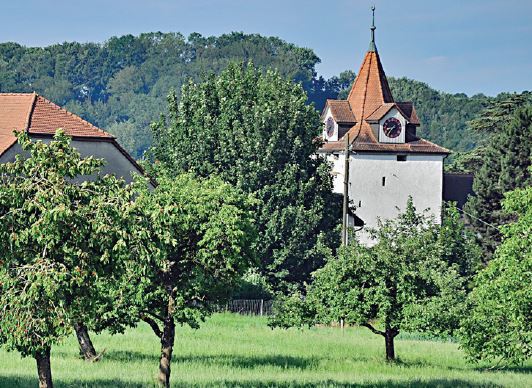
(318, 7), (449, 155)
(347, 6), (394, 122)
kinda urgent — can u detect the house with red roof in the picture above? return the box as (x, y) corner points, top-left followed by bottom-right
(319, 9), (449, 244)
(0, 92), (144, 182)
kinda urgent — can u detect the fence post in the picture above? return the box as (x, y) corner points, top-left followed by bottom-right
(260, 299), (264, 316)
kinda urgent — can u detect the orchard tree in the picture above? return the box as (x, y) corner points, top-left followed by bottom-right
(148, 62), (340, 292)
(0, 131), (134, 388)
(127, 174), (256, 387)
(270, 199), (467, 361)
(460, 181), (532, 365)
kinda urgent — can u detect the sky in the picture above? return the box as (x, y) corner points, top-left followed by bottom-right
(2, 0), (531, 96)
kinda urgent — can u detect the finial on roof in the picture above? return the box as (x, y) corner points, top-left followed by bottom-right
(369, 5), (377, 52)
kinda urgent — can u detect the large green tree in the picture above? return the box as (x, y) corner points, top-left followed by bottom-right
(123, 174), (256, 387)
(148, 62), (340, 292)
(460, 180), (532, 365)
(270, 199), (467, 361)
(0, 131), (133, 388)
(463, 106), (532, 260)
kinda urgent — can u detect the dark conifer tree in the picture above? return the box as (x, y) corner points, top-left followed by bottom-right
(464, 106), (532, 261)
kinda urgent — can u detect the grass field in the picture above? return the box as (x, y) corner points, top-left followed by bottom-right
(0, 313), (530, 387)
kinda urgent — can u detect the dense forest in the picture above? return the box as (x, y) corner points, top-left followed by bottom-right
(0, 32), (524, 158)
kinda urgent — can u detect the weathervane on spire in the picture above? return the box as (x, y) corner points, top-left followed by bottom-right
(369, 5), (377, 52)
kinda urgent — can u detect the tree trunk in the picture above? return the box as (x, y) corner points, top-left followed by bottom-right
(35, 347), (53, 388)
(74, 322), (97, 361)
(158, 296), (176, 388)
(385, 328), (395, 361)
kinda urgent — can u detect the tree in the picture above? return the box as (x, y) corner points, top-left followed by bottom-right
(125, 174), (256, 387)
(439, 202), (482, 282)
(270, 199), (467, 361)
(460, 181), (532, 366)
(464, 106), (532, 260)
(148, 62), (340, 292)
(0, 131), (134, 387)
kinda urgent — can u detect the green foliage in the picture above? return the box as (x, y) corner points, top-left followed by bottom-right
(439, 202), (482, 281)
(271, 199), (469, 359)
(463, 106), (532, 259)
(148, 62), (341, 292)
(232, 268), (273, 300)
(125, 174), (257, 330)
(0, 131), (133, 357)
(460, 182), (532, 365)
(2, 32), (520, 159)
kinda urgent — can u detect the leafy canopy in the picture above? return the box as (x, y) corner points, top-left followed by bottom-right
(0, 130), (133, 357)
(108, 173), (258, 333)
(271, 198), (468, 359)
(148, 62), (340, 292)
(460, 179), (532, 365)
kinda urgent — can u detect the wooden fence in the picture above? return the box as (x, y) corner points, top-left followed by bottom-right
(222, 299), (274, 316)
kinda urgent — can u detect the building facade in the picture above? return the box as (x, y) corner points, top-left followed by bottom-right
(0, 93), (144, 183)
(318, 15), (449, 245)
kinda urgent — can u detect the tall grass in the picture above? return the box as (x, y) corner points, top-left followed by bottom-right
(0, 313), (530, 387)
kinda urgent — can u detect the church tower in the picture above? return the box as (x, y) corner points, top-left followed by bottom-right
(318, 7), (449, 244)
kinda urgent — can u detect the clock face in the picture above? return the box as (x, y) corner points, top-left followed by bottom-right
(326, 117), (335, 138)
(383, 117), (402, 138)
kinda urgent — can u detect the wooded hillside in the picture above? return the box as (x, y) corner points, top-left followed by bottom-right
(0, 32), (518, 158)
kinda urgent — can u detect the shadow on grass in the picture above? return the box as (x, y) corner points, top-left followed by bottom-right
(82, 350), (532, 375)
(471, 365), (532, 374)
(201, 380), (503, 387)
(393, 357), (532, 375)
(0, 375), (149, 388)
(0, 375), (504, 388)
(102, 350), (320, 370)
(174, 354), (320, 370)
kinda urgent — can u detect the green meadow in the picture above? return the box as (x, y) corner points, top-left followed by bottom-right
(0, 313), (529, 387)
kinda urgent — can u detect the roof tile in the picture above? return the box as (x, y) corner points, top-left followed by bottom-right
(324, 100), (356, 124)
(0, 93), (113, 156)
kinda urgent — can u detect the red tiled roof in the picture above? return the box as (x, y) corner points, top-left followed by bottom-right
(347, 50), (394, 122)
(365, 103), (396, 122)
(323, 100), (356, 124)
(396, 102), (420, 125)
(365, 101), (420, 125)
(319, 46), (446, 154)
(29, 95), (112, 138)
(0, 93), (35, 156)
(0, 93), (113, 156)
(319, 134), (450, 154)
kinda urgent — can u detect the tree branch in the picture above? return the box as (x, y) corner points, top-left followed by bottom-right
(361, 322), (385, 336)
(141, 316), (162, 338)
(141, 309), (165, 322)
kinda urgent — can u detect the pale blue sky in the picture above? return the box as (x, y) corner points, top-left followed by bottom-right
(2, 0), (531, 96)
